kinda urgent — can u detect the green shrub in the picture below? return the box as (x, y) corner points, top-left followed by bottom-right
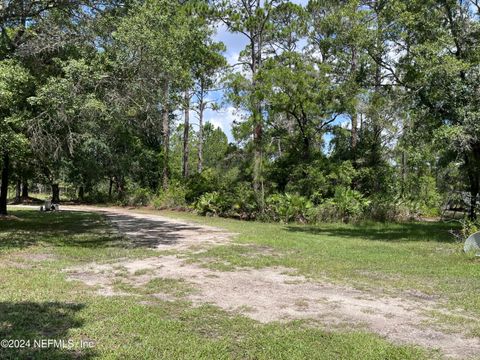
(365, 174), (441, 221)
(152, 182), (187, 209)
(285, 161), (328, 199)
(315, 187), (370, 222)
(124, 187), (152, 206)
(194, 183), (258, 219)
(327, 161), (357, 189)
(367, 196), (411, 222)
(227, 182), (258, 220)
(83, 189), (111, 204)
(403, 175), (442, 216)
(194, 191), (229, 216)
(265, 193), (314, 223)
(185, 168), (219, 202)
(460, 217), (479, 238)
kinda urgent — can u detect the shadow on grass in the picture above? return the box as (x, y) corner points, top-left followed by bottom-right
(0, 210), (205, 250)
(0, 301), (95, 359)
(286, 221), (458, 243)
(0, 210), (119, 250)
(102, 213), (204, 248)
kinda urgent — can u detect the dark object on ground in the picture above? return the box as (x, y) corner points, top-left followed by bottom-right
(40, 200), (59, 212)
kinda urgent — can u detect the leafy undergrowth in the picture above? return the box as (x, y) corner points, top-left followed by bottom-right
(0, 209), (435, 359)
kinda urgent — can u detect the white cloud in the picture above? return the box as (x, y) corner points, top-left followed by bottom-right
(226, 51), (240, 66)
(207, 1), (310, 142)
(339, 118), (352, 130)
(213, 24), (248, 67)
(204, 106), (244, 142)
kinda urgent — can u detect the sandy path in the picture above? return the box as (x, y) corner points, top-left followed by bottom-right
(61, 205), (236, 250)
(53, 206), (480, 359)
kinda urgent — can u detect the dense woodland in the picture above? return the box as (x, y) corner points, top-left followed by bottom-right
(0, 0), (479, 223)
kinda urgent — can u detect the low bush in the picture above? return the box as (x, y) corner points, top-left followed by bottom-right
(367, 196), (410, 222)
(400, 175), (442, 217)
(112, 181), (439, 225)
(185, 169), (220, 202)
(152, 182), (187, 210)
(83, 190), (111, 204)
(226, 182), (258, 220)
(194, 183), (259, 219)
(124, 187), (152, 206)
(460, 217), (480, 238)
(265, 193), (314, 223)
(194, 191), (229, 216)
(314, 187), (370, 223)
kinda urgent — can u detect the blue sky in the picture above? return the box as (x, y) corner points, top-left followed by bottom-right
(199, 26), (247, 142)
(201, 0), (309, 143)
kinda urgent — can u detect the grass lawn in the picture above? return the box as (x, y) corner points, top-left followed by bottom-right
(0, 208), (478, 359)
(146, 209), (480, 336)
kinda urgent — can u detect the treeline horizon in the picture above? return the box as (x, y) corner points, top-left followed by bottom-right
(0, 0), (479, 223)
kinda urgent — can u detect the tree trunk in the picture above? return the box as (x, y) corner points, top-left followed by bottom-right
(350, 47), (358, 159)
(249, 19), (264, 211)
(277, 138), (282, 158)
(78, 186), (84, 201)
(253, 111), (264, 211)
(350, 112), (360, 191)
(52, 183), (60, 203)
(21, 180), (28, 198)
(0, 152), (9, 216)
(254, 37), (265, 210)
(401, 150), (407, 197)
(108, 178), (113, 198)
(372, 20), (383, 192)
(15, 180), (21, 203)
(351, 112), (358, 153)
(197, 101), (204, 174)
(302, 133), (310, 162)
(468, 170), (479, 220)
(115, 176), (125, 199)
(366, 1), (385, 194)
(466, 149), (480, 220)
(182, 91), (190, 178)
(162, 80), (170, 190)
